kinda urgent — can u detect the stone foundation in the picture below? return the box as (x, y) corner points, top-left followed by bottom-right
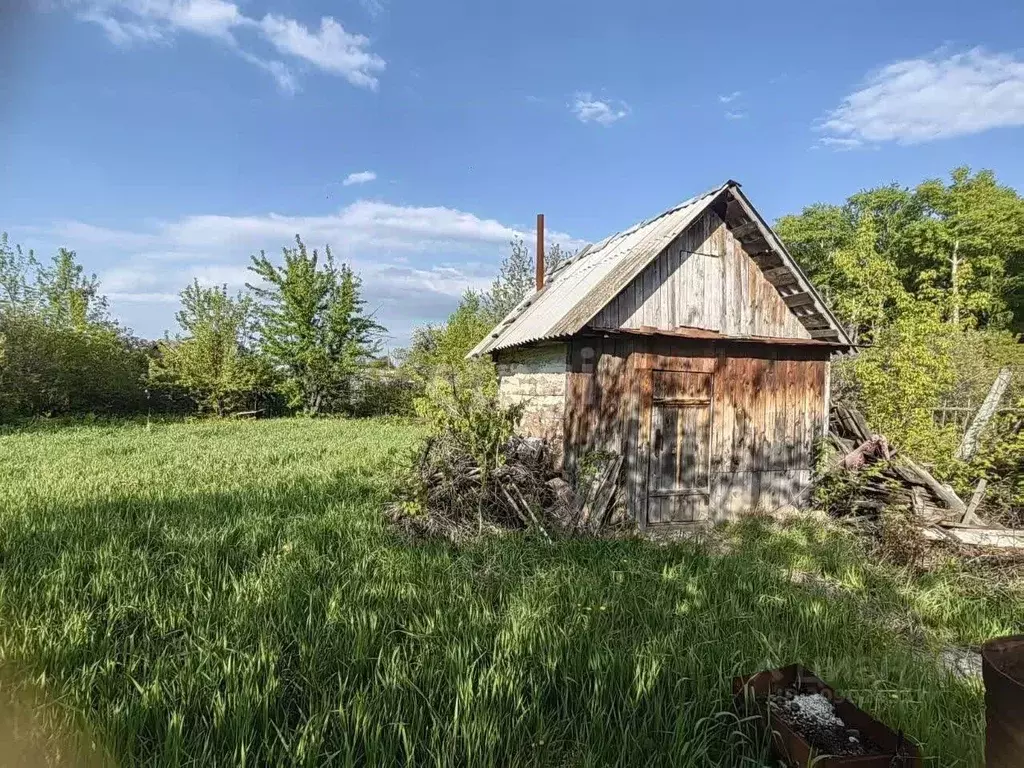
(494, 343), (567, 461)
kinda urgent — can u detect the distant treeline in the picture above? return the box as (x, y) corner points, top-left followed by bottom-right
(0, 235), (413, 419)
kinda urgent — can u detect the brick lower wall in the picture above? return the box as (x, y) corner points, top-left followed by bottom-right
(494, 343), (567, 459)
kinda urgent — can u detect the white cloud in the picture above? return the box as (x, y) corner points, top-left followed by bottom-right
(359, 0), (385, 17)
(571, 92), (630, 125)
(818, 136), (862, 150)
(33, 200), (582, 343)
(238, 51), (298, 94)
(820, 48), (1024, 146)
(77, 9), (164, 45)
(724, 110), (746, 120)
(258, 15), (385, 90)
(718, 90), (742, 103)
(342, 170), (377, 186)
(70, 0), (384, 91)
(166, 0), (243, 41)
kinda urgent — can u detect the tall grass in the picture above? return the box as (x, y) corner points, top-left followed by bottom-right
(0, 418), (1017, 765)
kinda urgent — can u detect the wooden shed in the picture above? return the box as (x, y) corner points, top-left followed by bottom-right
(470, 180), (853, 527)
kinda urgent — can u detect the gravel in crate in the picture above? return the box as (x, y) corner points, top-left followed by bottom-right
(765, 687), (883, 757)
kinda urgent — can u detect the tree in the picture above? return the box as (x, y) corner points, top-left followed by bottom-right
(151, 281), (272, 416)
(38, 248), (108, 329)
(248, 235), (383, 414)
(776, 168), (1024, 333)
(907, 167), (1024, 329)
(483, 237), (569, 320)
(406, 291), (494, 379)
(0, 233), (41, 311)
(841, 305), (959, 466)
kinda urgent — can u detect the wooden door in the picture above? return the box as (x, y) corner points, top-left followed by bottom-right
(646, 370), (713, 524)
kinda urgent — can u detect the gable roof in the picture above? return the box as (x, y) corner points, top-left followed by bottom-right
(469, 180), (852, 356)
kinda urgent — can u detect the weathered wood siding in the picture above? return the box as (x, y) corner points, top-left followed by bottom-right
(590, 210), (811, 340)
(564, 336), (829, 524)
(495, 343), (568, 462)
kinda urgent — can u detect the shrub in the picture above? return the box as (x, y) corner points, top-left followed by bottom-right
(349, 366), (418, 417)
(0, 313), (147, 418)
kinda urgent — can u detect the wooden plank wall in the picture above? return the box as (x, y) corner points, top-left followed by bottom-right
(590, 210), (811, 340)
(564, 336), (829, 523)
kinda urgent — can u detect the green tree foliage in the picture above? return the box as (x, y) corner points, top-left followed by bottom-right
(38, 248), (109, 329)
(406, 291), (494, 378)
(0, 233), (41, 309)
(0, 237), (147, 418)
(908, 168), (1024, 329)
(151, 281), (274, 416)
(483, 237), (568, 320)
(839, 307), (959, 466)
(405, 291), (498, 422)
(406, 234), (574, 389)
(777, 166), (1024, 334)
(248, 235), (384, 415)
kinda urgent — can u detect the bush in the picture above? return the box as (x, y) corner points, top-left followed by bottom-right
(392, 371), (536, 536)
(349, 366), (418, 417)
(0, 313), (148, 418)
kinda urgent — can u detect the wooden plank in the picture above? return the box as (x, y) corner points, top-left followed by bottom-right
(799, 360), (814, 468)
(731, 220), (760, 239)
(771, 358), (787, 471)
(721, 229), (734, 334)
(747, 357), (764, 471)
(922, 527), (1024, 548)
(957, 368), (1012, 461)
(649, 403), (675, 493)
(902, 457), (966, 514)
(762, 355), (777, 470)
(961, 478), (988, 527)
(787, 357), (802, 470)
(716, 353), (734, 473)
(653, 370), (712, 402)
(735, 357), (755, 472)
(762, 265), (794, 282)
(783, 292), (814, 308)
(637, 358), (654, 526)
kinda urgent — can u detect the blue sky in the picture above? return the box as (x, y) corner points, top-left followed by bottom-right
(3, 0), (1024, 348)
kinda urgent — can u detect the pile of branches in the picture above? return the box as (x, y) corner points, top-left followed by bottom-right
(389, 432), (627, 541)
(827, 406), (962, 521)
(821, 405), (1024, 552)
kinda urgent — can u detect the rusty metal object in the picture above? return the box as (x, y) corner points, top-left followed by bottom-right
(733, 664), (921, 767)
(983, 635), (1024, 767)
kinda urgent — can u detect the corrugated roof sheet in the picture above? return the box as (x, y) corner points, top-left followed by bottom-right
(469, 183), (729, 356)
(469, 180), (851, 356)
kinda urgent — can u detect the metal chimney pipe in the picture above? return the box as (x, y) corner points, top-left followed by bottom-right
(536, 213), (545, 291)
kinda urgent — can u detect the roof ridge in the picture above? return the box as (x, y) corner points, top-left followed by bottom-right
(546, 181), (733, 278)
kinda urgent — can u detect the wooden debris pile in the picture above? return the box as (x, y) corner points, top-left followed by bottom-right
(389, 435), (628, 541)
(827, 405), (1024, 550)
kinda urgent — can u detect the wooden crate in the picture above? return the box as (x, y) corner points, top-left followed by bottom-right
(733, 664), (922, 767)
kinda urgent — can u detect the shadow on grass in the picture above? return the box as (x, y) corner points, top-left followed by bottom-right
(0, 479), (994, 767)
(0, 414), (196, 437)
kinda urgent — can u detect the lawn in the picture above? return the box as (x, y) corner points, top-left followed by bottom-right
(0, 418), (1019, 766)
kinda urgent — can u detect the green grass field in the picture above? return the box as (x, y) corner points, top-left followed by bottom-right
(0, 418), (1019, 766)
